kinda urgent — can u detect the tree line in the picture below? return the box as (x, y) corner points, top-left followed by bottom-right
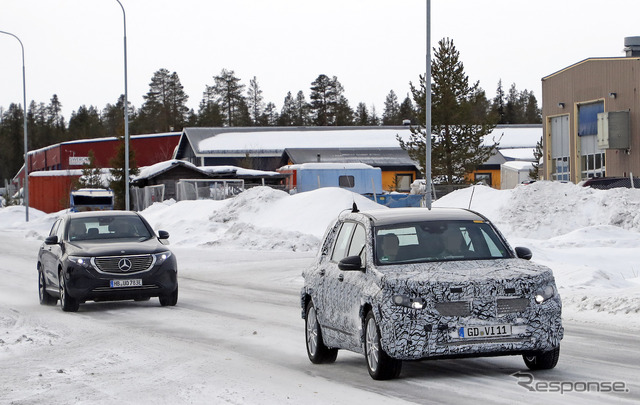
(0, 39), (541, 183)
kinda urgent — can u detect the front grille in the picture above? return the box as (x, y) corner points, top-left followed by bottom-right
(93, 255), (153, 274)
(496, 298), (529, 315)
(435, 301), (471, 317)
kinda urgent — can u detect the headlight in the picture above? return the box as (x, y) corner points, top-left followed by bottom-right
(68, 256), (91, 269)
(392, 295), (425, 309)
(154, 251), (172, 265)
(534, 285), (556, 304)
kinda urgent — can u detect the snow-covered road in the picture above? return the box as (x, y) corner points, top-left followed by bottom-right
(1, 231), (638, 405)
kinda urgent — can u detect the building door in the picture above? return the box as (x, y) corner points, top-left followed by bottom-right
(578, 102), (606, 179)
(550, 115), (570, 181)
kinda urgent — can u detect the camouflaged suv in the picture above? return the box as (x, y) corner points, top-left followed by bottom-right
(301, 207), (563, 380)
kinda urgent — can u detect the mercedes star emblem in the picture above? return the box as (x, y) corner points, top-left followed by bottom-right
(118, 258), (133, 272)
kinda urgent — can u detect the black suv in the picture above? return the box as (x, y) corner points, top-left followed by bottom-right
(38, 211), (178, 312)
(301, 207), (563, 379)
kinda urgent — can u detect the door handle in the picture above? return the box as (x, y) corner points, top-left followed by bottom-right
(319, 269), (325, 276)
(338, 274), (344, 282)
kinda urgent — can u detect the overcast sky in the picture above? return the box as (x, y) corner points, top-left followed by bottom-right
(1, 0), (639, 121)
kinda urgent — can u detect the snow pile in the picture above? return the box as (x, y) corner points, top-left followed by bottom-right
(142, 187), (384, 252)
(435, 181), (640, 239)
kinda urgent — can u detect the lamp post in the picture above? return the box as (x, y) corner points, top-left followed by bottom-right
(115, 0), (130, 210)
(0, 30), (29, 221)
(425, 0), (432, 209)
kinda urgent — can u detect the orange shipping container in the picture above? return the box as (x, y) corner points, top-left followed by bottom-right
(29, 172), (81, 214)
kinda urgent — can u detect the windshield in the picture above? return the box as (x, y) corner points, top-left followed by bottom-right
(67, 215), (153, 242)
(375, 220), (511, 265)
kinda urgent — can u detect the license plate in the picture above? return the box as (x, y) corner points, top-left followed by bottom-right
(110, 279), (142, 288)
(458, 324), (511, 338)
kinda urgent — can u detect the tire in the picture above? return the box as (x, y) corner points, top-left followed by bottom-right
(38, 270), (57, 306)
(523, 346), (560, 370)
(305, 301), (338, 364)
(59, 272), (79, 312)
(159, 286), (178, 306)
(364, 311), (402, 380)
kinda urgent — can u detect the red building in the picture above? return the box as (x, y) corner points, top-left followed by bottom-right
(13, 132), (181, 213)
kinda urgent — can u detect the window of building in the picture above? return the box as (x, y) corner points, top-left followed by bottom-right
(394, 174), (413, 192)
(338, 175), (355, 188)
(474, 173), (492, 186)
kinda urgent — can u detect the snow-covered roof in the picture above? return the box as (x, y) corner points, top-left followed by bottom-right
(484, 125), (541, 149)
(71, 189), (113, 197)
(134, 159), (204, 181)
(500, 147), (537, 161)
(502, 161), (534, 171)
(279, 163), (376, 171)
(134, 160), (283, 181)
(199, 165), (281, 177)
(30, 169), (85, 177)
(178, 125), (541, 157)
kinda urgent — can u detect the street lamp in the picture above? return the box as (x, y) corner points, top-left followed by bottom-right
(425, 0), (432, 209)
(0, 30), (29, 221)
(115, 0), (130, 210)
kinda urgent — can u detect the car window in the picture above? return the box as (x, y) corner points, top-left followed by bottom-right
(331, 222), (355, 262)
(67, 215), (152, 241)
(49, 219), (61, 238)
(374, 220), (511, 265)
(56, 220), (66, 241)
(347, 224), (366, 260)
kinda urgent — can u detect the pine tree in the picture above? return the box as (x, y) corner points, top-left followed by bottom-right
(354, 102), (369, 126)
(247, 76), (264, 125)
(529, 136), (543, 180)
(398, 95), (416, 124)
(293, 91), (311, 126)
(108, 135), (139, 210)
(137, 69), (189, 133)
(211, 68), (246, 127)
(197, 86), (224, 126)
(369, 105), (381, 126)
(491, 80), (506, 124)
(524, 91), (542, 124)
(398, 38), (498, 184)
(76, 150), (105, 189)
(0, 104), (24, 182)
(382, 90), (401, 125)
(503, 83), (523, 124)
(278, 91), (296, 126)
(309, 74), (345, 126)
(68, 105), (104, 140)
(47, 94), (67, 144)
(334, 95), (354, 126)
(259, 102), (279, 126)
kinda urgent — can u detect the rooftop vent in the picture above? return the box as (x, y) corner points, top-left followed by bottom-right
(624, 36), (640, 57)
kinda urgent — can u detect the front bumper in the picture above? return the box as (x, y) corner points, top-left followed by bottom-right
(62, 258), (178, 302)
(376, 295), (564, 361)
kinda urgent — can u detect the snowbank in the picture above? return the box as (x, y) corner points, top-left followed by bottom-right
(2, 181), (639, 323)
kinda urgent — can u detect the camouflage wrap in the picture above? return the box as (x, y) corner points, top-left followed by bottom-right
(301, 211), (564, 361)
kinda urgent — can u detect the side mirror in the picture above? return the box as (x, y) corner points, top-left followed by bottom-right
(515, 247), (532, 260)
(158, 230), (170, 240)
(338, 255), (364, 271)
(44, 235), (59, 245)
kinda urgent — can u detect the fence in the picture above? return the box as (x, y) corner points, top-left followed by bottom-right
(131, 184), (165, 211)
(176, 179), (245, 201)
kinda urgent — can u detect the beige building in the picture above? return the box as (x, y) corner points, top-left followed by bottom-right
(541, 37), (640, 183)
